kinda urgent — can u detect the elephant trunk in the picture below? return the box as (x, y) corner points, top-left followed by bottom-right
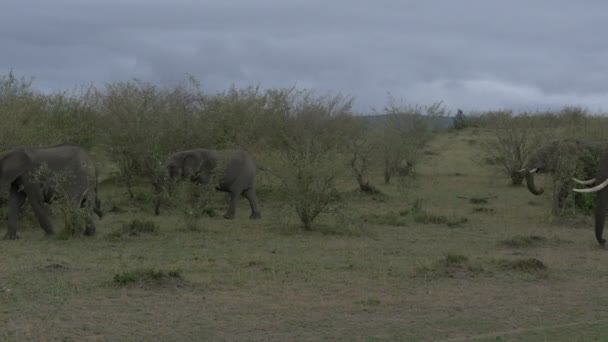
(595, 188), (608, 246)
(524, 171), (544, 195)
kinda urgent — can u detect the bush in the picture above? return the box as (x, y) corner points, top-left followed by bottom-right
(176, 179), (222, 231)
(0, 71), (102, 152)
(342, 117), (381, 193)
(480, 112), (543, 185)
(277, 91), (351, 230)
(99, 79), (205, 199)
(453, 109), (467, 130)
(0, 71), (47, 150)
(40, 87), (101, 151)
(374, 96), (445, 184)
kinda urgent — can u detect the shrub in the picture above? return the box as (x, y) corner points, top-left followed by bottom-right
(480, 112), (543, 185)
(374, 95), (445, 184)
(0, 71), (47, 150)
(277, 91), (351, 230)
(99, 78), (206, 199)
(453, 109), (467, 130)
(40, 87), (101, 151)
(176, 179), (222, 231)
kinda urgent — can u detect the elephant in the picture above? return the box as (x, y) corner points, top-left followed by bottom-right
(572, 152), (608, 246)
(0, 144), (102, 240)
(520, 139), (608, 214)
(162, 149), (261, 220)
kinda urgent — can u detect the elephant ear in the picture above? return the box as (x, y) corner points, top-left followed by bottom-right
(0, 149), (33, 186)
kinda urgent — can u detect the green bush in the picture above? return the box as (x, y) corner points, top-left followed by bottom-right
(277, 92), (352, 230)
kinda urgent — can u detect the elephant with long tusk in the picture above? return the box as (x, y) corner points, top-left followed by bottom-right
(572, 152), (608, 246)
(520, 139), (608, 219)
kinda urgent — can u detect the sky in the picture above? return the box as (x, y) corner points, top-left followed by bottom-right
(1, 0), (607, 114)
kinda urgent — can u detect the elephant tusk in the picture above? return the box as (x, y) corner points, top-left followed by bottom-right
(519, 168), (527, 172)
(573, 178), (608, 193)
(572, 177), (596, 185)
(529, 168), (538, 173)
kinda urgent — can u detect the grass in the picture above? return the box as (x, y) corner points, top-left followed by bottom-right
(500, 234), (547, 248)
(0, 128), (604, 341)
(415, 253), (486, 279)
(412, 209), (469, 228)
(113, 268), (183, 286)
(106, 219), (159, 240)
(496, 258), (548, 273)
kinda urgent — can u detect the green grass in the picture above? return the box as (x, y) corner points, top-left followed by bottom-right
(0, 128), (605, 341)
(113, 268), (183, 286)
(500, 234), (547, 248)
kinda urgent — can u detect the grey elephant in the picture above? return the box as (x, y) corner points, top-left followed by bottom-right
(0, 144), (102, 240)
(520, 140), (606, 212)
(572, 151), (608, 246)
(163, 149), (261, 220)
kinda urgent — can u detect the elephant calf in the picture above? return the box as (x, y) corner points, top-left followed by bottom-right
(0, 144), (102, 240)
(163, 149), (261, 220)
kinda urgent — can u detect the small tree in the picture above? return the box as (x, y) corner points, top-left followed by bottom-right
(277, 92), (351, 230)
(480, 112), (543, 186)
(0, 71), (47, 150)
(99, 78), (206, 201)
(375, 96), (445, 184)
(41, 87), (101, 151)
(454, 109), (467, 130)
(342, 117), (380, 193)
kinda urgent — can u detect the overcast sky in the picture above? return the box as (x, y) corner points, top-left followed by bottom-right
(1, 1), (607, 113)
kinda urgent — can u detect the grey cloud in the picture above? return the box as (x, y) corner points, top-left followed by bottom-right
(2, 1), (608, 112)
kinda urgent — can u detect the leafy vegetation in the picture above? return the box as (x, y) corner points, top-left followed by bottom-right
(2, 71), (608, 340)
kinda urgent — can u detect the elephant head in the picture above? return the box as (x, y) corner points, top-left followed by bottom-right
(165, 151), (203, 182)
(520, 142), (560, 195)
(0, 149), (34, 189)
(164, 150), (218, 185)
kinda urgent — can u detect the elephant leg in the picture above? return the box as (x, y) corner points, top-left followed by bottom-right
(223, 192), (238, 219)
(595, 188), (608, 246)
(554, 182), (569, 215)
(24, 185), (54, 236)
(4, 185), (27, 240)
(80, 200), (96, 236)
(83, 216), (96, 236)
(243, 188), (261, 219)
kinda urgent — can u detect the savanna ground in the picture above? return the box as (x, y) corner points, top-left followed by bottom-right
(1, 127), (607, 341)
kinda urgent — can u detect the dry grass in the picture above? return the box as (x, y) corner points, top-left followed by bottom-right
(1, 128), (606, 341)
